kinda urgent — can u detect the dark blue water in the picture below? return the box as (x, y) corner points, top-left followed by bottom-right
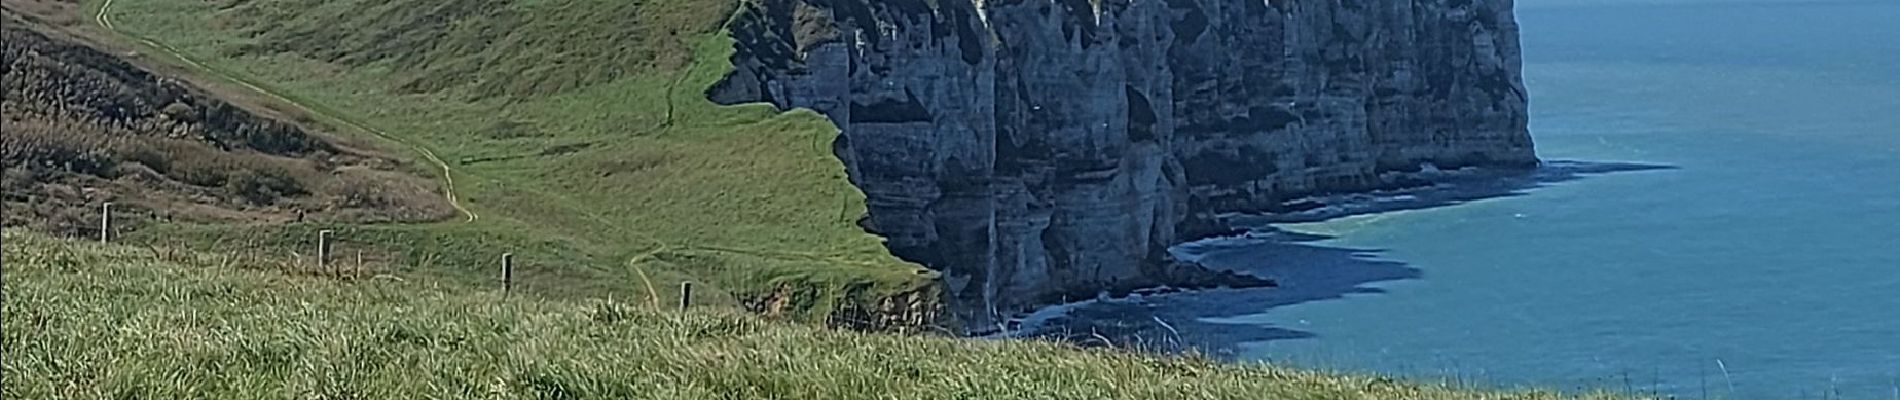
(1092, 1), (1900, 398)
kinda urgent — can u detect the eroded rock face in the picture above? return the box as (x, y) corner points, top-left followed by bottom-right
(711, 0), (1536, 333)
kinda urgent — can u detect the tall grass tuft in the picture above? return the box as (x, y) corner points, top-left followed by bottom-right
(2, 231), (1632, 399)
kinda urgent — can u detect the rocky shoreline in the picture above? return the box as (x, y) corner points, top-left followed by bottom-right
(987, 160), (1674, 349)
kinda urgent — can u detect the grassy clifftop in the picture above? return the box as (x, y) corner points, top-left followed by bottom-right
(88, 0), (931, 322)
(1, 231), (1617, 399)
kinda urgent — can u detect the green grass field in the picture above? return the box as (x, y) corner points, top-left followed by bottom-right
(1, 231), (1626, 399)
(10, 2), (1650, 397)
(92, 0), (933, 321)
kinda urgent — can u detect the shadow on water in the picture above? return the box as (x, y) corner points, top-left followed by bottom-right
(1023, 160), (1675, 357)
(1229, 160), (1680, 225)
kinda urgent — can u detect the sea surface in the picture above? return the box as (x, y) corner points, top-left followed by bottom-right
(1074, 0), (1900, 398)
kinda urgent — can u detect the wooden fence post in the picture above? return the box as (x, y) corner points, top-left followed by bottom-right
(678, 281), (693, 312)
(99, 203), (113, 243)
(317, 230), (333, 272)
(501, 253), (514, 296)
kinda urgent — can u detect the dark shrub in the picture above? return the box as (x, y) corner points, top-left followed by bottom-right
(225, 167), (305, 205)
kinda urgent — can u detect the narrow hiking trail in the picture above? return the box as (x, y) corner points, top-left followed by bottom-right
(93, 0), (929, 309)
(90, 0), (693, 306)
(95, 0), (479, 223)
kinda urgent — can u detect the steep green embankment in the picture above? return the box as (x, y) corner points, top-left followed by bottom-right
(1, 231), (1619, 399)
(2, 14), (454, 235)
(91, 0), (934, 324)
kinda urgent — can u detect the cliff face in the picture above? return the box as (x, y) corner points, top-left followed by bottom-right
(710, 0), (1536, 333)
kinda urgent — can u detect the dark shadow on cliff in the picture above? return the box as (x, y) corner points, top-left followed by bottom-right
(1021, 160), (1675, 357)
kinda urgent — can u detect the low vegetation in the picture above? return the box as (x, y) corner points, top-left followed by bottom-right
(85, 0), (934, 322)
(1, 14), (453, 236)
(1, 231), (1622, 399)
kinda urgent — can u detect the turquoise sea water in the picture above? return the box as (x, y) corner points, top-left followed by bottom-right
(1120, 1), (1899, 398)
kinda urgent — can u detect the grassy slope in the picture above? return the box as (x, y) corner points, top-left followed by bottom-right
(1, 15), (456, 233)
(96, 0), (931, 317)
(1, 231), (1620, 399)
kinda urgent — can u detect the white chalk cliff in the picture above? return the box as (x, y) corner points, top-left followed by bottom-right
(710, 0), (1537, 333)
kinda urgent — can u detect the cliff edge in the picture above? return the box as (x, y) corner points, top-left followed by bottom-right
(711, 0), (1536, 333)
